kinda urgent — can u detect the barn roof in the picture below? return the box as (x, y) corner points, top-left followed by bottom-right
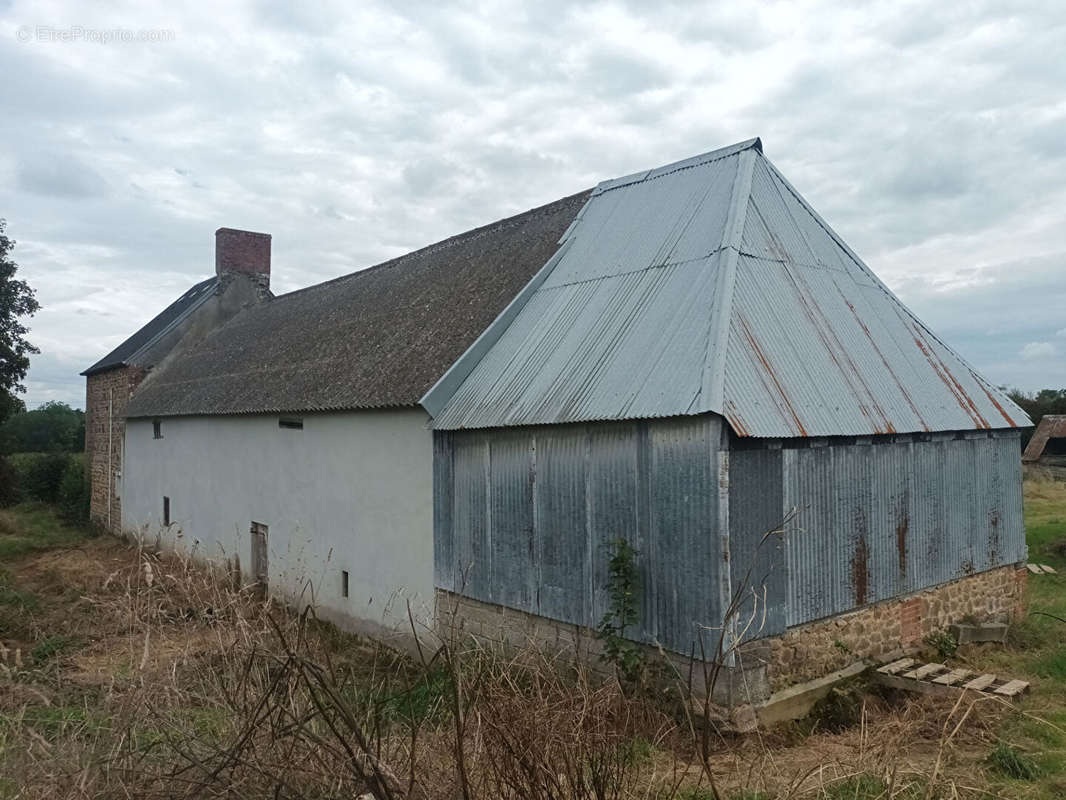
(425, 138), (1029, 436)
(82, 276), (219, 376)
(125, 191), (590, 418)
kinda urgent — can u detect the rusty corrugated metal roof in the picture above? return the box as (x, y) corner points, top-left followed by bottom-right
(1022, 415), (1066, 461)
(423, 139), (1029, 436)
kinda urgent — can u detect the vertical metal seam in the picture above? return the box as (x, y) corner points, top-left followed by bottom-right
(531, 433), (539, 612)
(702, 148), (757, 412)
(584, 427), (594, 626)
(484, 437), (492, 601)
(637, 420), (654, 641)
(717, 449), (734, 667)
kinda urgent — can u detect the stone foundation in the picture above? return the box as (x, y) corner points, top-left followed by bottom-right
(764, 564), (1027, 691)
(437, 563), (1028, 704)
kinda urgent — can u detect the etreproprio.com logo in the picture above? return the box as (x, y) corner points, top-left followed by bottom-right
(16, 25), (176, 44)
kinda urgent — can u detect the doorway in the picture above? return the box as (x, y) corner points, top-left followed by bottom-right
(250, 521), (268, 594)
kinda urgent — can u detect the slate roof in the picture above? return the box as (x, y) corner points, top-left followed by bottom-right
(425, 139), (1029, 436)
(125, 191), (590, 418)
(82, 277), (219, 376)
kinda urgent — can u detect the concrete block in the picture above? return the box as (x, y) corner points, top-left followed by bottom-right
(948, 622), (1008, 644)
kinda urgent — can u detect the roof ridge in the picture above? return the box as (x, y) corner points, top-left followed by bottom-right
(699, 146), (758, 413)
(592, 137), (761, 197)
(81, 275), (219, 375)
(271, 190), (592, 304)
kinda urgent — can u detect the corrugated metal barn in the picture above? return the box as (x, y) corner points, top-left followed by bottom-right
(422, 138), (1030, 661)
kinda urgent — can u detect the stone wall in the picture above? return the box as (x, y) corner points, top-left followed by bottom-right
(85, 366), (145, 532)
(765, 564), (1027, 691)
(437, 563), (1027, 702)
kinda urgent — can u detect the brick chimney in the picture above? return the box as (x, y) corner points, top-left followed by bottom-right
(216, 227), (270, 278)
(215, 227), (270, 300)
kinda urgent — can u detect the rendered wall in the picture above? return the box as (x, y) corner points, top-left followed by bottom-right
(122, 409), (435, 645)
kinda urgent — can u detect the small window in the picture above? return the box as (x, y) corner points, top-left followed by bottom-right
(341, 570), (349, 598)
(163, 496), (170, 526)
(279, 416), (304, 430)
(153, 419), (163, 439)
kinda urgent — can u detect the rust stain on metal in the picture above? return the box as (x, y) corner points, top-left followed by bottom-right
(852, 534), (870, 606)
(738, 313), (808, 436)
(725, 401), (750, 437)
(841, 293), (930, 432)
(977, 381), (1020, 427)
(896, 515), (909, 576)
(910, 324), (990, 429)
(784, 267), (893, 433)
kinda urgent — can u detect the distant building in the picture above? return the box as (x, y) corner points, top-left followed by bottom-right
(85, 139), (1030, 711)
(1022, 415), (1066, 464)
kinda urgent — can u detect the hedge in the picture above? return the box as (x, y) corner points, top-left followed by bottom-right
(1, 452), (90, 524)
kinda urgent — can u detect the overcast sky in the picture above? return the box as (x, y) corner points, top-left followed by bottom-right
(2, 0), (1064, 409)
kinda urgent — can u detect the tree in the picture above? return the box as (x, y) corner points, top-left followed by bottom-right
(0, 401), (85, 454)
(1007, 388), (1066, 451)
(0, 219), (40, 425)
(1007, 388), (1066, 426)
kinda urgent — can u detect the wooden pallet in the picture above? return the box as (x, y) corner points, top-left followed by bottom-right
(873, 658), (1029, 699)
(1027, 563), (1057, 574)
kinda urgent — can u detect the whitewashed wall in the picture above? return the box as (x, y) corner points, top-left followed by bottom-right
(122, 409), (434, 647)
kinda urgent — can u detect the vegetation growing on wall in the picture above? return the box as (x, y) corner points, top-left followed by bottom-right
(596, 537), (646, 683)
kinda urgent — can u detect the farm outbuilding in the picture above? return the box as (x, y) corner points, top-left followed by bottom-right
(1022, 415), (1066, 463)
(424, 138), (1030, 705)
(86, 136), (1030, 711)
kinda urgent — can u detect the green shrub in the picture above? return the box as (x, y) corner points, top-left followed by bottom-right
(56, 454), (89, 525)
(0, 455), (18, 507)
(596, 538), (645, 682)
(925, 629), (958, 660)
(8, 452), (75, 504)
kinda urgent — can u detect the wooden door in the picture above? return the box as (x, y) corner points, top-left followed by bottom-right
(250, 522), (268, 593)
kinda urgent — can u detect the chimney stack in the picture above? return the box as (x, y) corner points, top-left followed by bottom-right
(215, 227), (271, 283)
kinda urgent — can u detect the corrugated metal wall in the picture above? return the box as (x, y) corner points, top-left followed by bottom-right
(728, 430), (1026, 632)
(437, 419), (1026, 655)
(435, 416), (726, 656)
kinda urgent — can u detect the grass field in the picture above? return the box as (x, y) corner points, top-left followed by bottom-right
(1, 479), (1066, 799)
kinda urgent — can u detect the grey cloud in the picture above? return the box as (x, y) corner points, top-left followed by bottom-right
(16, 153), (108, 198)
(578, 48), (671, 97)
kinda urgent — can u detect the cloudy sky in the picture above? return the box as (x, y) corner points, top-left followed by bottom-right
(2, 0), (1064, 409)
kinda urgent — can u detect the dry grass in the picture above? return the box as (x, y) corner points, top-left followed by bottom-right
(1, 494), (1063, 799)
